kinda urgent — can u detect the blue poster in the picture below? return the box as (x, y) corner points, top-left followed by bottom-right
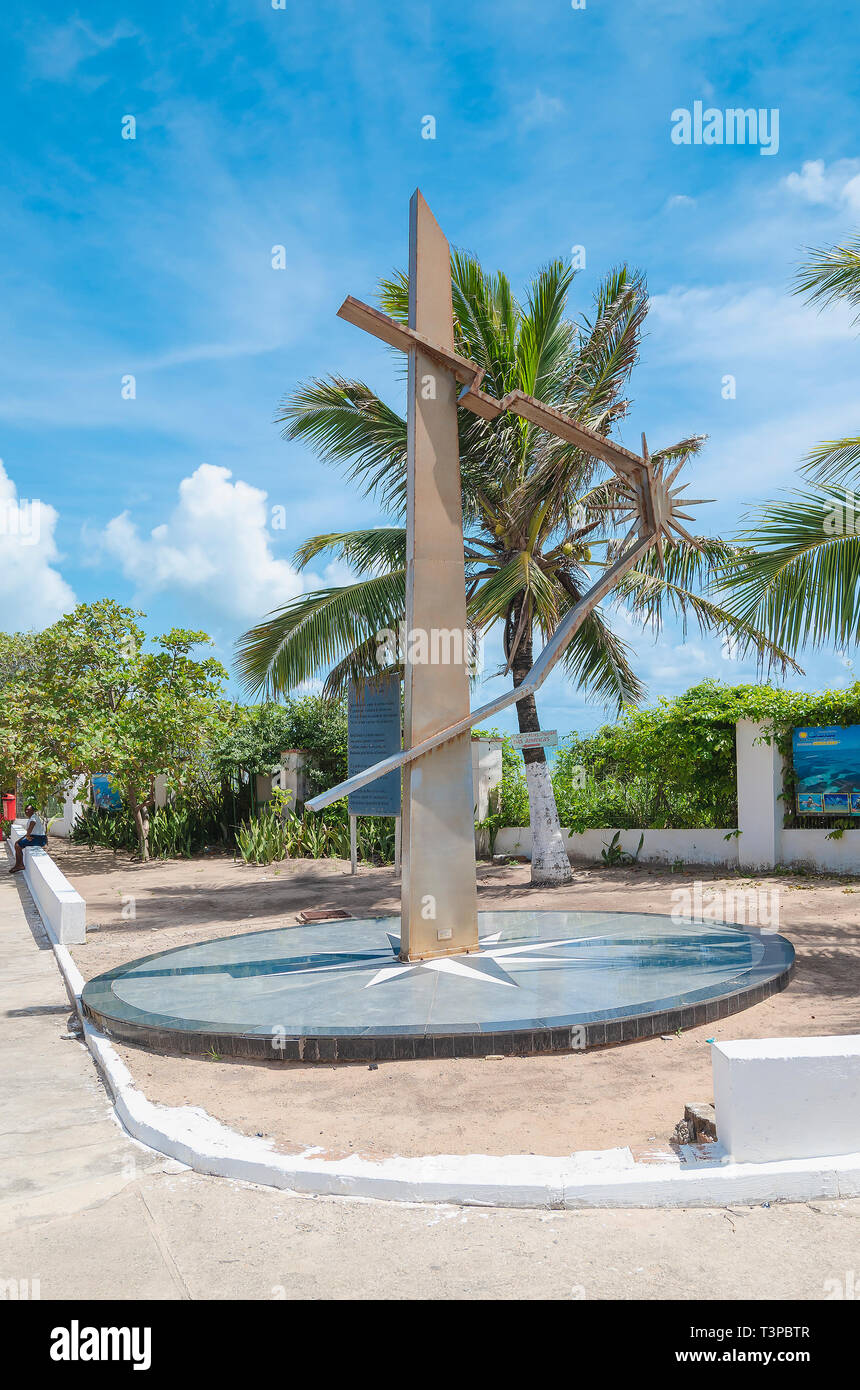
(793, 726), (860, 814)
(348, 675), (402, 816)
(92, 774), (122, 810)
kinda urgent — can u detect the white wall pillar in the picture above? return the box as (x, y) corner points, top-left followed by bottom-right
(254, 773), (274, 807)
(472, 738), (503, 851)
(278, 749), (309, 815)
(736, 719), (783, 870)
(46, 775), (88, 838)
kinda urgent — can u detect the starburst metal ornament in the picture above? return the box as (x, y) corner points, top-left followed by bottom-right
(610, 432), (713, 572)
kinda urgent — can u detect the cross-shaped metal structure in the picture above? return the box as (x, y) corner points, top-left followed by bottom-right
(307, 191), (704, 961)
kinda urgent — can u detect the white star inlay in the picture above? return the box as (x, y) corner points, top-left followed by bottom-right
(364, 930), (604, 990)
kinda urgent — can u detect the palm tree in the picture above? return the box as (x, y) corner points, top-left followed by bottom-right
(238, 255), (794, 884)
(717, 230), (860, 650)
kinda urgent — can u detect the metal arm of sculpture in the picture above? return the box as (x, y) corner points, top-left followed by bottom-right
(306, 295), (706, 815)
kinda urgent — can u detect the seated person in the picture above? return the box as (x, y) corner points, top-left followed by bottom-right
(9, 804), (48, 874)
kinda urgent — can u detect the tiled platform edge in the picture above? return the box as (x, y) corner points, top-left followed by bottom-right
(81, 961), (796, 1062)
(44, 937), (860, 1208)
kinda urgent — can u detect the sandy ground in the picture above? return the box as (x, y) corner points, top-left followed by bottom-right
(56, 841), (860, 1161)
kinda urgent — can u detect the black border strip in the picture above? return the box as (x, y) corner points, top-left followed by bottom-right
(81, 948), (796, 1063)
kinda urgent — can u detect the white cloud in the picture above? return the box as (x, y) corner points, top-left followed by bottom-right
(98, 464), (306, 622)
(647, 283), (857, 364)
(783, 159), (860, 215)
(665, 194), (696, 210)
(0, 459), (76, 628)
(27, 17), (139, 83)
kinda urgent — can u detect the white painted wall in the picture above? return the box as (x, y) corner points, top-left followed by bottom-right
(492, 720), (860, 874)
(494, 826), (739, 866)
(713, 1036), (860, 1162)
(779, 828), (860, 873)
(472, 738), (503, 823)
(4, 820), (86, 944)
(472, 739), (503, 855)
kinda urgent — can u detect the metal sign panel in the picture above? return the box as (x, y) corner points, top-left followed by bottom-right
(793, 725), (860, 815)
(348, 675), (402, 816)
(509, 730), (558, 749)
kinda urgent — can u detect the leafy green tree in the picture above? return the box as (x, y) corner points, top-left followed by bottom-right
(238, 254), (792, 885)
(214, 695), (348, 797)
(2, 600), (227, 859)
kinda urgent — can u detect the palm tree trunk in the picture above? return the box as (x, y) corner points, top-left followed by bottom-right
(510, 621), (572, 887)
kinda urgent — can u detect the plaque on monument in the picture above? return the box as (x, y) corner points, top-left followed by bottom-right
(347, 674), (402, 817)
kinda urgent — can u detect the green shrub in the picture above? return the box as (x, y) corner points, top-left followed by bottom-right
(71, 801), (226, 857)
(235, 790), (395, 865)
(477, 680), (860, 835)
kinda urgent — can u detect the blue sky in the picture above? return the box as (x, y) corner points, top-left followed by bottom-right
(3, 0), (860, 736)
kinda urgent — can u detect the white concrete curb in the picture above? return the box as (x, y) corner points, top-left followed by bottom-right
(60, 963), (860, 1207)
(18, 864), (860, 1209)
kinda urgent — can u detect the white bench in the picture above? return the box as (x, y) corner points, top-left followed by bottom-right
(4, 818), (86, 944)
(713, 1035), (860, 1162)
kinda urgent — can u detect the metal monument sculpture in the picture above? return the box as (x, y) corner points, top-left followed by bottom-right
(308, 191), (704, 962)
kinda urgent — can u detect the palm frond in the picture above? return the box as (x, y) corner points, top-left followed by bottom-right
(322, 634), (401, 700)
(794, 234), (860, 321)
(468, 554), (530, 630)
(555, 572), (645, 711)
(515, 259), (577, 399)
(801, 435), (860, 487)
(235, 571), (405, 697)
(276, 377), (407, 515)
(294, 527), (406, 574)
(568, 266), (648, 425)
(717, 486), (860, 652)
(649, 435), (708, 468)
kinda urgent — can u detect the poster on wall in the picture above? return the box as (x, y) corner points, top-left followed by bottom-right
(347, 674), (402, 817)
(92, 774), (122, 810)
(792, 726), (860, 814)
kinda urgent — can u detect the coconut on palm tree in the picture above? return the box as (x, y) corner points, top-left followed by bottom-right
(238, 254), (794, 884)
(718, 230), (860, 650)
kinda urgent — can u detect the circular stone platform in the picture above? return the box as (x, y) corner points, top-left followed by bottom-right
(81, 910), (795, 1061)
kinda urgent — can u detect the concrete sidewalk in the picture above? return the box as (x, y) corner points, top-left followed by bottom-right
(2, 872), (858, 1300)
(0, 873), (160, 1232)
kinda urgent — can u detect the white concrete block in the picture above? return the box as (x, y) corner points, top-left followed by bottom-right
(4, 822), (86, 944)
(713, 1035), (860, 1162)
